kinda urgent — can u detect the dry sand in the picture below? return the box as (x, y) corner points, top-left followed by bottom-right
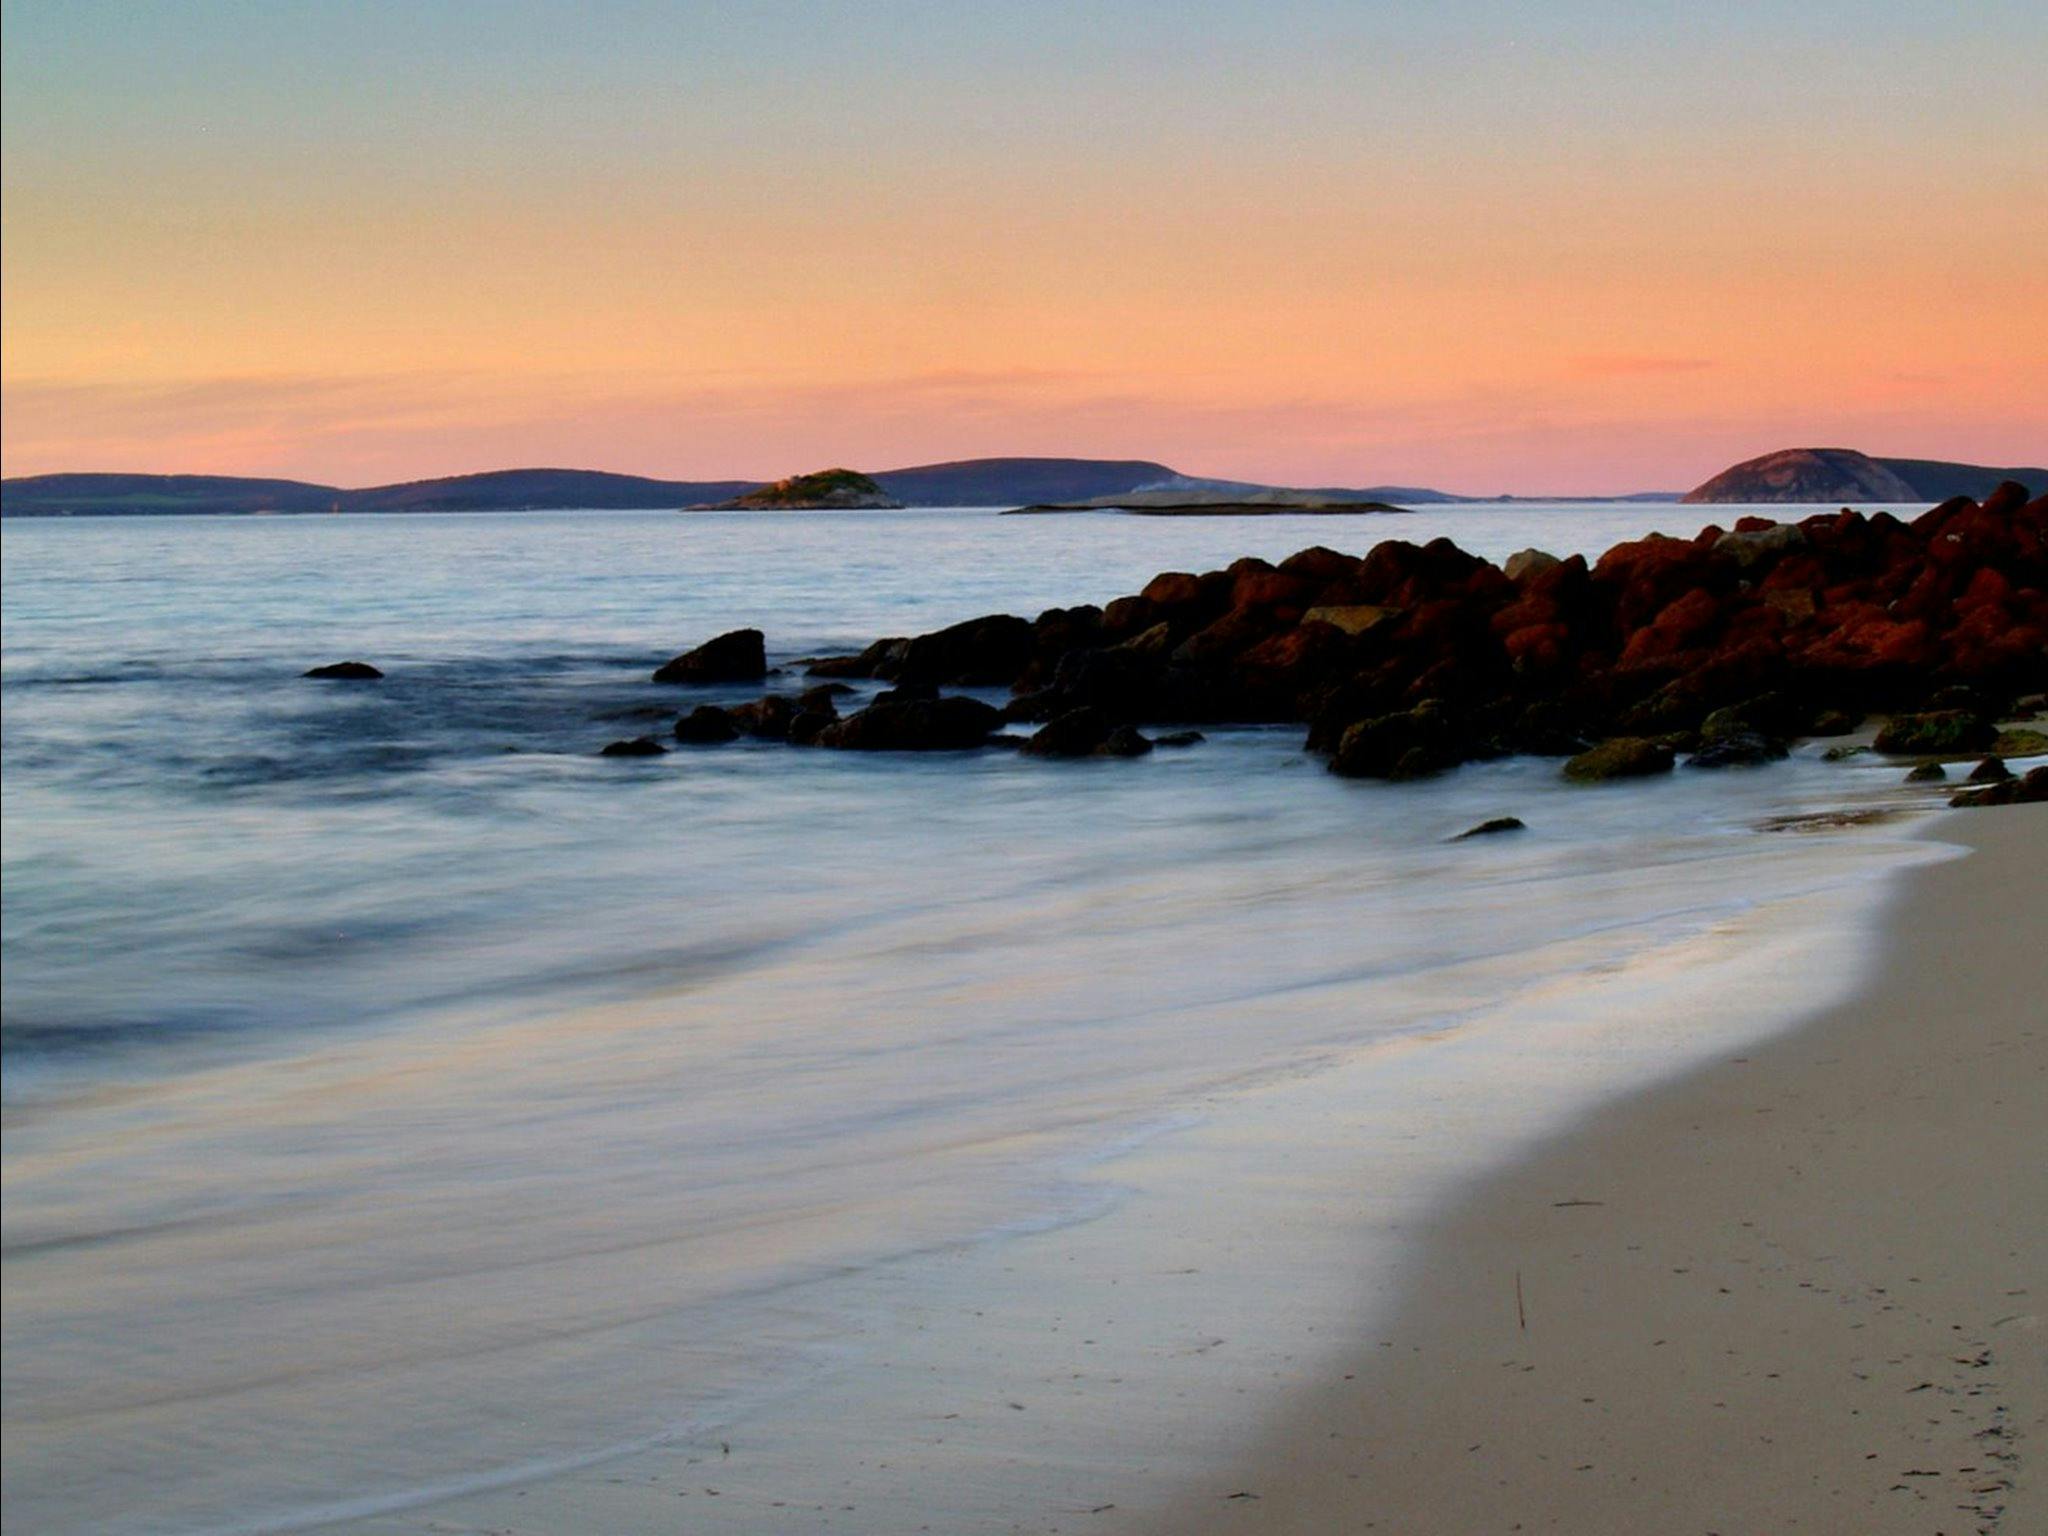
(1161, 807), (2045, 1536)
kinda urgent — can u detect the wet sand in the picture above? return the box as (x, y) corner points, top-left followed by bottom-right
(1163, 808), (2045, 1535)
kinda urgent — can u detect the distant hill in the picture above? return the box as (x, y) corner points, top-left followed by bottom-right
(0, 473), (344, 515)
(0, 467), (758, 515)
(341, 468), (758, 511)
(1684, 448), (2046, 504)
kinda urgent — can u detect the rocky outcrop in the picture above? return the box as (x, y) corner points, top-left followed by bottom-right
(698, 469), (903, 511)
(631, 480), (2047, 791)
(304, 661), (383, 680)
(653, 629), (767, 684)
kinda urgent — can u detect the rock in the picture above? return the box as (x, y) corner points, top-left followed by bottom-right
(815, 696), (1002, 751)
(1712, 522), (1807, 570)
(304, 661), (383, 679)
(673, 705), (739, 743)
(653, 629), (766, 684)
(1022, 707), (1114, 758)
(1502, 549), (1561, 583)
(1871, 710), (1995, 755)
(786, 709), (834, 746)
(729, 696), (799, 740)
(1949, 765), (2048, 808)
(800, 683), (853, 711)
(1904, 761), (1947, 782)
(1992, 727), (2048, 757)
(1821, 744), (1867, 762)
(1329, 703), (1464, 780)
(1154, 730), (1206, 748)
(804, 638), (908, 679)
(1967, 756), (2013, 784)
(1685, 731), (1788, 769)
(1562, 738), (1675, 782)
(1097, 725), (1154, 758)
(889, 614), (1035, 687)
(1809, 708), (1862, 737)
(1454, 816), (1526, 839)
(600, 736), (667, 757)
(1299, 604), (1396, 636)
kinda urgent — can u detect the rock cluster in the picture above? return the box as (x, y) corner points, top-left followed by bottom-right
(627, 484), (2047, 798)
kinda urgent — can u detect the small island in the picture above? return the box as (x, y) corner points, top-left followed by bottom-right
(689, 468), (904, 511)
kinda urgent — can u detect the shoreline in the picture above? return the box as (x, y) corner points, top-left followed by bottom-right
(1158, 805), (2045, 1535)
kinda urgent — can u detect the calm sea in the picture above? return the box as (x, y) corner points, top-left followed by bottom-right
(0, 505), (1953, 1533)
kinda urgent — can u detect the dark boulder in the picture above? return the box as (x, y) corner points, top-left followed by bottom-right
(1967, 756), (2013, 784)
(804, 637), (908, 679)
(786, 709), (835, 746)
(1905, 761), (1947, 782)
(815, 696), (1002, 751)
(1097, 725), (1155, 758)
(1154, 730), (1206, 748)
(1330, 702), (1464, 780)
(1685, 731), (1789, 769)
(673, 705), (739, 744)
(888, 614), (1035, 687)
(1562, 738), (1675, 782)
(600, 736), (668, 757)
(1022, 707), (1113, 757)
(654, 629), (766, 684)
(304, 661), (383, 680)
(729, 696), (799, 740)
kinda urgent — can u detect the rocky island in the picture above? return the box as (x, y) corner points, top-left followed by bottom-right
(690, 468), (904, 511)
(633, 481), (2048, 805)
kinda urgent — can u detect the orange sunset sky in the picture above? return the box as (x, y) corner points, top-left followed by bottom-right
(3, 1), (2044, 494)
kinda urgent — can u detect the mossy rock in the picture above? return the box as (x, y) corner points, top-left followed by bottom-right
(1562, 737), (1675, 783)
(1991, 726), (2048, 758)
(1871, 710), (1994, 756)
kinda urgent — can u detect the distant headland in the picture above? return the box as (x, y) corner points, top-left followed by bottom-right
(1682, 448), (2047, 505)
(2, 449), (2039, 517)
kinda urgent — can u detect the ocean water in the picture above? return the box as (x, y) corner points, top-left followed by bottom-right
(0, 505), (1962, 1534)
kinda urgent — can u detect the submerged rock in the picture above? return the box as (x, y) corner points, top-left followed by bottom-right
(673, 705), (739, 744)
(600, 736), (668, 757)
(1154, 729), (1207, 748)
(304, 661), (383, 680)
(1454, 816), (1526, 839)
(1905, 761), (1947, 782)
(653, 629), (767, 684)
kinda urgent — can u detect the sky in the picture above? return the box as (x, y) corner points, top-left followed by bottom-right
(3, 0), (2044, 494)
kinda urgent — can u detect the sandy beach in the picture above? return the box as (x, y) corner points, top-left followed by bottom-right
(1164, 805), (2046, 1536)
